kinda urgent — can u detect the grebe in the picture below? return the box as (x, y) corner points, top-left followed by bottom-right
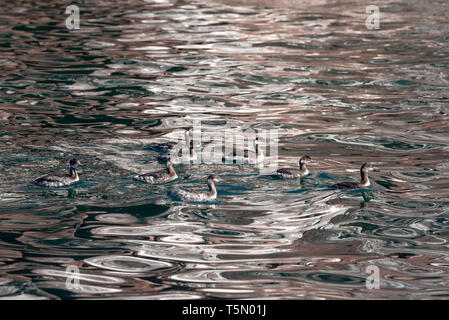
(157, 138), (197, 164)
(168, 175), (220, 202)
(271, 155), (311, 179)
(133, 158), (177, 184)
(33, 159), (81, 187)
(222, 137), (264, 164)
(330, 162), (373, 189)
(151, 127), (193, 153)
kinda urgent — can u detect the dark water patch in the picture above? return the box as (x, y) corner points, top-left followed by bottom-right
(76, 203), (170, 219)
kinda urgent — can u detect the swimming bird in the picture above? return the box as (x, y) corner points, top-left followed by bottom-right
(168, 175), (220, 202)
(150, 127), (193, 153)
(33, 159), (81, 187)
(157, 138), (197, 164)
(271, 155), (311, 179)
(222, 137), (264, 164)
(329, 162), (373, 189)
(133, 158), (177, 184)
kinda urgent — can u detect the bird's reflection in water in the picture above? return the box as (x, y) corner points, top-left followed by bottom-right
(360, 190), (374, 208)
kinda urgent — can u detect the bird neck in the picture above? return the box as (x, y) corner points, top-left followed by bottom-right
(69, 167), (78, 179)
(360, 169), (370, 186)
(208, 180), (217, 196)
(300, 161), (308, 175)
(167, 164), (176, 176)
(185, 131), (191, 145)
(254, 144), (263, 157)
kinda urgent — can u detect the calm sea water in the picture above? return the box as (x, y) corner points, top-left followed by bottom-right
(1, 0), (449, 299)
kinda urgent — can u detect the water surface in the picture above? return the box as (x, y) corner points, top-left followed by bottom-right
(1, 0), (449, 299)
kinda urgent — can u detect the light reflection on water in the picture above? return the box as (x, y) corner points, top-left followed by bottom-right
(0, 0), (449, 299)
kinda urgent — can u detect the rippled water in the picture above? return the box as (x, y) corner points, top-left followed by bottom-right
(1, 0), (449, 300)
